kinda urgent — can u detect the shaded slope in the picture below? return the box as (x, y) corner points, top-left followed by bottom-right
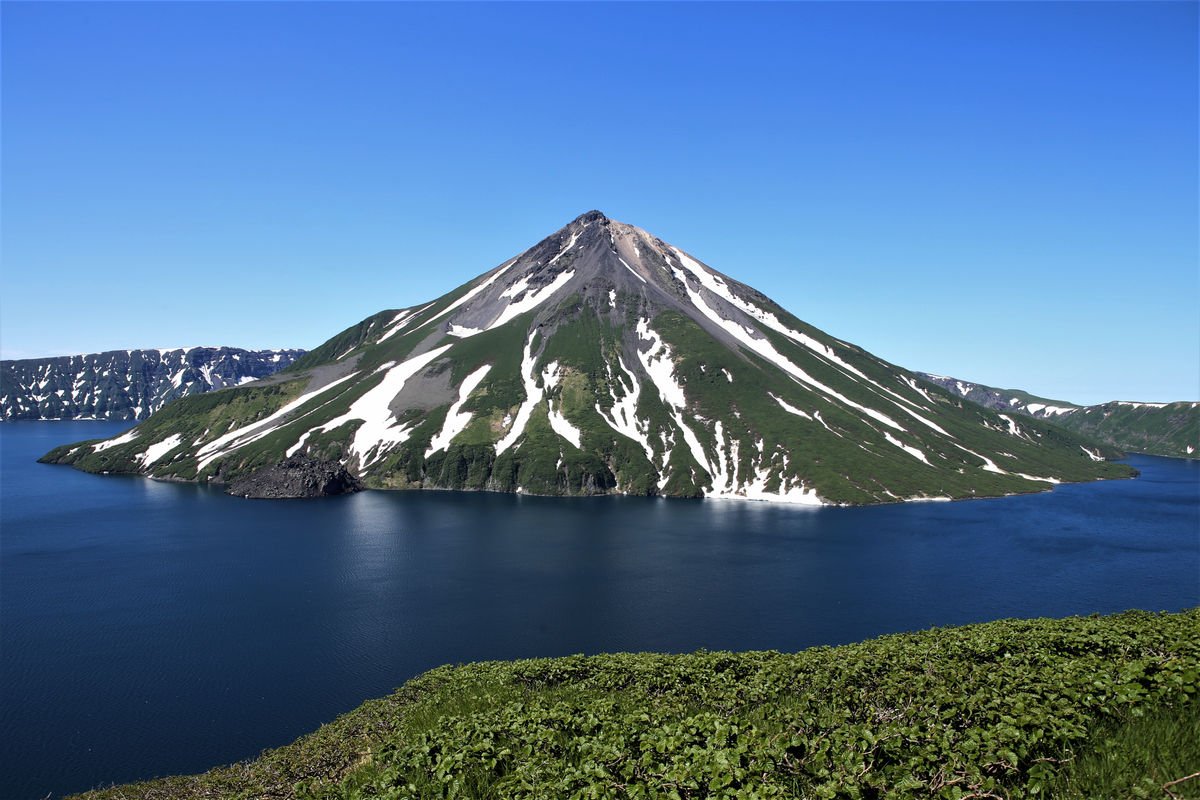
(44, 212), (1132, 503)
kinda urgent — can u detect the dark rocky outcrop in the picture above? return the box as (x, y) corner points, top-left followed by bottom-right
(226, 457), (362, 499)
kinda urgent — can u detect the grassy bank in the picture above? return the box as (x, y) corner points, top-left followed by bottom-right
(72, 609), (1198, 800)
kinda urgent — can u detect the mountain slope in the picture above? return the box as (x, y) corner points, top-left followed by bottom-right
(2, 347), (305, 421)
(913, 374), (1080, 419)
(918, 373), (1199, 459)
(44, 211), (1131, 503)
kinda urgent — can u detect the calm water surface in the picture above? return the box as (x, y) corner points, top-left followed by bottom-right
(2, 421), (1197, 798)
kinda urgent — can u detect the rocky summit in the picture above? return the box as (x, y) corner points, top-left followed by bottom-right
(43, 211), (1132, 502)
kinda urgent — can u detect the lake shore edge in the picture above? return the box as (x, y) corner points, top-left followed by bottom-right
(68, 608), (1199, 800)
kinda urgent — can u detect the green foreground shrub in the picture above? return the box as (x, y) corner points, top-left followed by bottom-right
(1047, 702), (1199, 799)
(73, 609), (1198, 800)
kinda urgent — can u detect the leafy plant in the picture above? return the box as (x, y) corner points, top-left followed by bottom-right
(70, 609), (1200, 800)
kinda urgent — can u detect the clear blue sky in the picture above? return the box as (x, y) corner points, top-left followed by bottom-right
(2, 1), (1196, 404)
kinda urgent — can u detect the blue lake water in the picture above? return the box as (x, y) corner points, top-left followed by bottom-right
(1, 420), (1197, 798)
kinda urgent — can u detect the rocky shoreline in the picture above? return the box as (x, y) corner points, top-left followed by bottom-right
(225, 456), (362, 499)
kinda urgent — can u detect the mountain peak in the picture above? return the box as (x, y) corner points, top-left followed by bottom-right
(47, 214), (1131, 504)
(572, 209), (609, 225)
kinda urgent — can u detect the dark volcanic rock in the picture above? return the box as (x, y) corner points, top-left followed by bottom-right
(226, 457), (362, 499)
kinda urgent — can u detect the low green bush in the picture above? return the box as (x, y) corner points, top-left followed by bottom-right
(73, 609), (1198, 800)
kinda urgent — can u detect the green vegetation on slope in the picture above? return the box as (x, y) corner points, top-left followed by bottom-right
(916, 373), (1198, 460)
(41, 261), (1137, 502)
(39, 378), (312, 480)
(1054, 402), (1199, 461)
(71, 609), (1199, 800)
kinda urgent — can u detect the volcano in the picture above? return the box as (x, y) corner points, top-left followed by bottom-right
(44, 211), (1131, 503)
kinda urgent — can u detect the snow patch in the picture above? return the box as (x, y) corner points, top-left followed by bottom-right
(618, 256), (646, 283)
(137, 434), (182, 467)
(378, 305), (433, 344)
(883, 431), (931, 465)
(670, 270), (906, 432)
(635, 318), (710, 480)
(771, 393), (812, 420)
(285, 430), (314, 459)
(197, 371), (362, 471)
(635, 319), (687, 411)
(951, 442), (1006, 474)
(93, 429), (139, 452)
(1013, 473), (1061, 484)
(997, 414), (1027, 439)
(596, 355), (654, 462)
(541, 361), (584, 448)
(812, 411), (841, 437)
(426, 365), (492, 457)
(412, 261), (517, 334)
(670, 246), (948, 435)
(549, 228), (584, 265)
(309, 346), (453, 468)
(500, 275), (531, 299)
(1026, 403), (1075, 417)
(707, 444), (823, 505)
(547, 399), (582, 448)
(486, 269), (576, 331)
(635, 317), (826, 505)
(496, 334), (544, 456)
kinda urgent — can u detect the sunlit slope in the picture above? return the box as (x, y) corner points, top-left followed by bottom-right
(45, 211), (1132, 503)
(1057, 401), (1199, 458)
(919, 374), (1199, 459)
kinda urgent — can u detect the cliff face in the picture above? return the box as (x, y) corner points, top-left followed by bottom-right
(226, 456), (362, 498)
(2, 347), (305, 421)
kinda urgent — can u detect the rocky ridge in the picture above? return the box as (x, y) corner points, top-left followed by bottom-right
(918, 373), (1199, 459)
(3, 347), (305, 421)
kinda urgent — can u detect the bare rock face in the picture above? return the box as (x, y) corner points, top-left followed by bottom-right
(1, 347), (306, 420)
(226, 457), (362, 499)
